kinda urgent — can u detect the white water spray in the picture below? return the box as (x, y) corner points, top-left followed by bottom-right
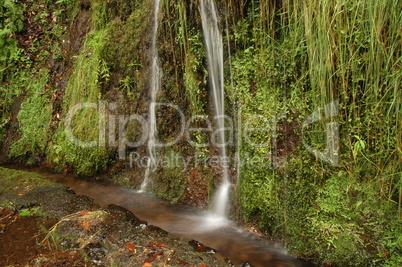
(199, 0), (230, 219)
(141, 0), (161, 191)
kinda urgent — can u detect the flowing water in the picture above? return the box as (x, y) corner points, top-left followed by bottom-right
(199, 0), (231, 219)
(5, 165), (310, 267)
(141, 0), (162, 191)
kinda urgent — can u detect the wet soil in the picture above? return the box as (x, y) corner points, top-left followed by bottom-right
(0, 207), (87, 266)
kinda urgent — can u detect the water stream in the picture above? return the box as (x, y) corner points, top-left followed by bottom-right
(141, 0), (162, 191)
(6, 165), (309, 267)
(199, 0), (231, 219)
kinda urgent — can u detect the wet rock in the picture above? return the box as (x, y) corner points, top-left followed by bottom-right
(51, 207), (233, 266)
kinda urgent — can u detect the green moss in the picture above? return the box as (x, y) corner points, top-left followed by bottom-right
(152, 149), (188, 203)
(0, 166), (51, 189)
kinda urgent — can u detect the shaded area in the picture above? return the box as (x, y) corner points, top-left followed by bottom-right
(0, 207), (86, 266)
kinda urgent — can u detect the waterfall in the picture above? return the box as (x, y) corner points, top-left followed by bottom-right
(199, 0), (231, 219)
(141, 0), (161, 191)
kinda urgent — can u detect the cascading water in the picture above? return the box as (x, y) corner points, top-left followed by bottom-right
(141, 0), (161, 191)
(199, 0), (231, 219)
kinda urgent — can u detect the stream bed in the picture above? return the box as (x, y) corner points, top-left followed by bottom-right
(1, 165), (311, 267)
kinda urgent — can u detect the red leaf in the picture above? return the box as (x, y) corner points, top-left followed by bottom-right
(151, 242), (168, 248)
(195, 245), (205, 252)
(126, 242), (135, 252)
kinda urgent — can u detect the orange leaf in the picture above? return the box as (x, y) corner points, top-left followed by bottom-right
(151, 242), (168, 248)
(77, 210), (90, 216)
(82, 219), (92, 229)
(142, 263), (152, 267)
(126, 242), (135, 252)
(199, 265), (208, 267)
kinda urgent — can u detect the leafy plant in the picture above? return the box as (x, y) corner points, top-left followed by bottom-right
(9, 68), (53, 163)
(119, 76), (134, 98)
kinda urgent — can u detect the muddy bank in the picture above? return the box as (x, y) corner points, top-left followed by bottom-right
(0, 167), (235, 266)
(0, 207), (87, 266)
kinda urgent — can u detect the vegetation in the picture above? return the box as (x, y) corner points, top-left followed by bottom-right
(9, 67), (53, 164)
(0, 0), (24, 141)
(46, 28), (112, 175)
(225, 0), (401, 265)
(0, 0), (400, 265)
(0, 166), (51, 189)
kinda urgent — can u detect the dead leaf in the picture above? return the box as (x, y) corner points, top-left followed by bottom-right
(142, 263), (152, 267)
(126, 242), (135, 252)
(144, 251), (163, 263)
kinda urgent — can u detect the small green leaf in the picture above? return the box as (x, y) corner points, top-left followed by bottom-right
(19, 210), (31, 216)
